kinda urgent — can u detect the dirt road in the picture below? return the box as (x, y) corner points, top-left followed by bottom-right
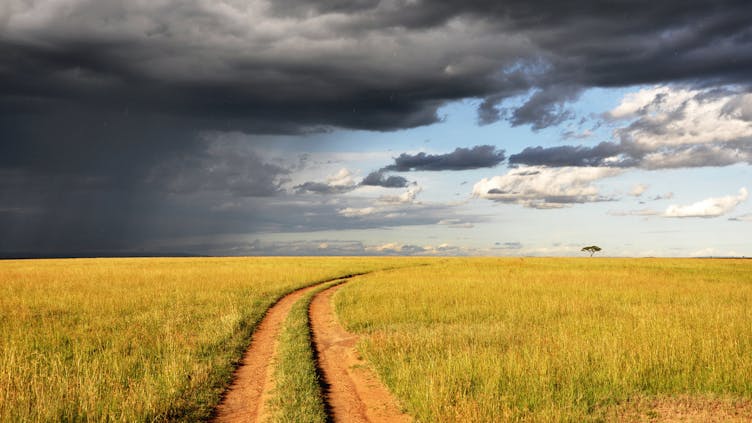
(213, 274), (410, 422)
(212, 283), (322, 422)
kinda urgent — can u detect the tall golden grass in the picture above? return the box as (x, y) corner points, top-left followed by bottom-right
(0, 257), (396, 421)
(4, 257), (751, 421)
(336, 258), (752, 421)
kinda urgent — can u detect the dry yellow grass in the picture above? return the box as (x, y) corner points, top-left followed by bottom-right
(336, 258), (752, 422)
(0, 257), (403, 422)
(4, 256), (751, 422)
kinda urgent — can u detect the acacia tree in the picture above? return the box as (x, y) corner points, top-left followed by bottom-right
(581, 245), (602, 257)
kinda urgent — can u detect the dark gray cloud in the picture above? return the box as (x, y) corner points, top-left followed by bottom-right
(509, 142), (632, 168)
(384, 145), (506, 171)
(4, 1), (752, 138)
(360, 171), (410, 188)
(148, 139), (292, 197)
(505, 85), (582, 130)
(3, 0), (752, 254)
(510, 141), (752, 170)
(294, 181), (356, 195)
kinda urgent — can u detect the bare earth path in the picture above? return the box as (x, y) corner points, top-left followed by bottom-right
(213, 283), (323, 423)
(310, 283), (412, 423)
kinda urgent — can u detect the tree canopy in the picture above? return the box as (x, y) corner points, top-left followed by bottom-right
(581, 245), (602, 257)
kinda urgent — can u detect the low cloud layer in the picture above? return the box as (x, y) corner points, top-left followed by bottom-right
(365, 242), (464, 256)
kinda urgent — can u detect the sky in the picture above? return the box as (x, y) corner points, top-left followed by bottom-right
(1, 0), (752, 257)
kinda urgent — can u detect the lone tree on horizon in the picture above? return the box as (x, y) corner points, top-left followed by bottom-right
(581, 245), (602, 257)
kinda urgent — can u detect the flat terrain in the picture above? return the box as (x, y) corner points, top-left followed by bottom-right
(336, 258), (752, 421)
(0, 257), (416, 421)
(2, 257), (751, 422)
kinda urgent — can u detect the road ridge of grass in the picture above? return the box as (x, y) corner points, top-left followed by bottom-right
(211, 271), (380, 422)
(264, 279), (344, 422)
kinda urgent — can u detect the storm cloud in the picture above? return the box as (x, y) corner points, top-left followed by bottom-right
(3, 0), (752, 253)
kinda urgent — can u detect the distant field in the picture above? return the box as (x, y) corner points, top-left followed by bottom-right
(0, 257), (410, 421)
(336, 258), (752, 421)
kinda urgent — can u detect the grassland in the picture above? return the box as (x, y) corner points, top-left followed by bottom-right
(3, 257), (751, 422)
(0, 257), (411, 422)
(336, 258), (752, 421)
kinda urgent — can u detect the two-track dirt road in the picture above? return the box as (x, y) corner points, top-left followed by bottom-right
(212, 282), (321, 422)
(213, 274), (410, 422)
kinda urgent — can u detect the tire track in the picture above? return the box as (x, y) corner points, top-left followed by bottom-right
(309, 283), (412, 423)
(212, 274), (367, 423)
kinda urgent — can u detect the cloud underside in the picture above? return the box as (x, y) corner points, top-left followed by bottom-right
(4, 1), (752, 135)
(384, 145), (506, 171)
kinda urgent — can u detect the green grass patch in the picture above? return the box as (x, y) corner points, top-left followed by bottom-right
(265, 280), (342, 422)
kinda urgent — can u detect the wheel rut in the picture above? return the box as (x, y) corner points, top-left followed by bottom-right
(309, 283), (412, 423)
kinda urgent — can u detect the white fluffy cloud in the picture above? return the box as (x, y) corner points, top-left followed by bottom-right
(378, 185), (422, 204)
(629, 183), (648, 197)
(327, 168), (357, 187)
(473, 166), (622, 208)
(664, 187), (748, 218)
(338, 184), (424, 217)
(608, 86), (752, 149)
(294, 168), (359, 194)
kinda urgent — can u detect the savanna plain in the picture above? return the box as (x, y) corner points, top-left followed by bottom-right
(1, 257), (751, 422)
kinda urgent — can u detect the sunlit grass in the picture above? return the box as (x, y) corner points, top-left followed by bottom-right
(5, 257), (750, 421)
(336, 258), (752, 422)
(0, 257), (401, 422)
